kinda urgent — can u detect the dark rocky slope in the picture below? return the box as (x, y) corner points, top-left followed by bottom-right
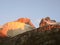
(0, 25), (60, 45)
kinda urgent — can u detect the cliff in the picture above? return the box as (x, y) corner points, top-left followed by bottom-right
(0, 25), (60, 45)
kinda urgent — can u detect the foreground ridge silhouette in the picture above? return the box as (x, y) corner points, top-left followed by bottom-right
(0, 24), (60, 45)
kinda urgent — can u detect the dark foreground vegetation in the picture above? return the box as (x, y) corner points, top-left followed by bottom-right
(0, 26), (60, 45)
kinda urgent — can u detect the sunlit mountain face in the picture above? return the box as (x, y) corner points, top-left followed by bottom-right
(39, 20), (60, 30)
(0, 22), (25, 37)
(0, 18), (35, 37)
(39, 17), (60, 31)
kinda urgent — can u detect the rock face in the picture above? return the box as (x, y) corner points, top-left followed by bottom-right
(0, 25), (60, 45)
(0, 18), (35, 37)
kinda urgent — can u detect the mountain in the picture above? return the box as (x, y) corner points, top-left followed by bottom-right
(0, 25), (60, 45)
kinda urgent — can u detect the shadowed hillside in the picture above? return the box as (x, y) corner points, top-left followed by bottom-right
(0, 25), (60, 45)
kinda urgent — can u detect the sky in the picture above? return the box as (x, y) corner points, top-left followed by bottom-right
(0, 0), (60, 27)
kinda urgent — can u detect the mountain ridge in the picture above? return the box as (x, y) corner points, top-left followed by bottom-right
(0, 25), (60, 45)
